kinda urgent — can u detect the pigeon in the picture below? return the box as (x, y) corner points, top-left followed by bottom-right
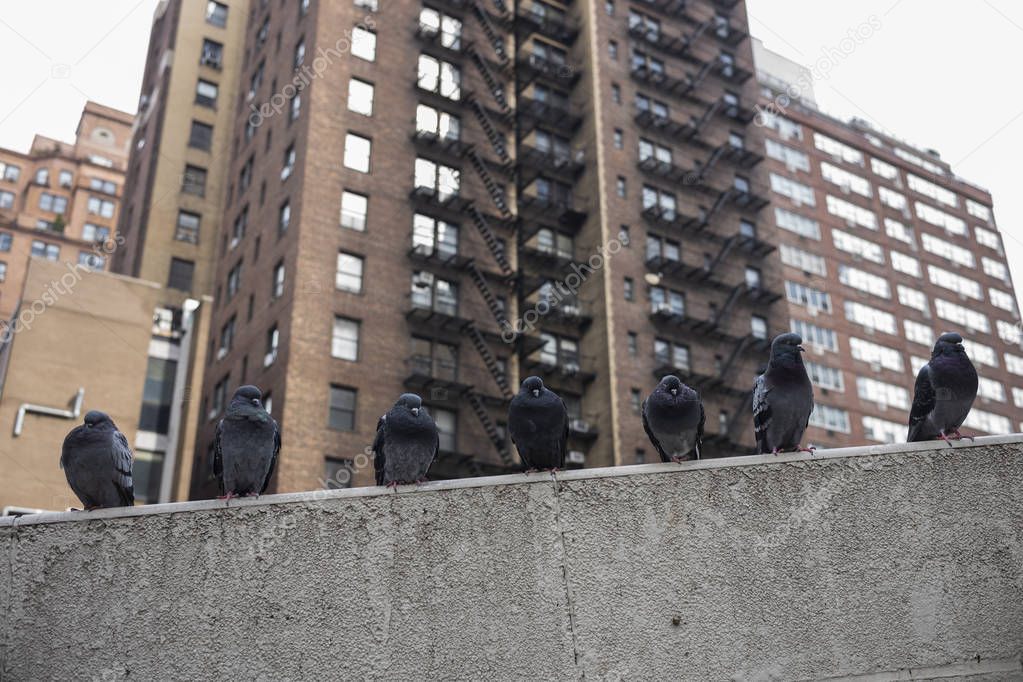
(60, 410), (134, 510)
(213, 385), (280, 498)
(508, 376), (568, 471)
(753, 332), (815, 454)
(642, 375), (705, 462)
(907, 332), (979, 443)
(373, 393), (440, 487)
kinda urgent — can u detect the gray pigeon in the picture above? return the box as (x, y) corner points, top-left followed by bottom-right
(60, 410), (134, 509)
(373, 393), (440, 486)
(508, 376), (568, 470)
(213, 385), (280, 498)
(907, 332), (979, 443)
(643, 375), (705, 462)
(753, 333), (815, 454)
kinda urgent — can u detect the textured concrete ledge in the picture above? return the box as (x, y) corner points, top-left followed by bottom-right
(2, 436), (1022, 680)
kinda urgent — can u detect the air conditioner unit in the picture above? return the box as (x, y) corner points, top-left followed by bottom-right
(570, 419), (590, 433)
(264, 350), (277, 367)
(229, 236), (240, 250)
(653, 302), (673, 314)
(216, 347), (228, 360)
(208, 409), (219, 421)
(561, 304), (580, 317)
(564, 362), (581, 375)
(566, 450), (586, 465)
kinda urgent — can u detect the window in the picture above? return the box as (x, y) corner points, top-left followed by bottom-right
(831, 229), (884, 264)
(774, 207), (820, 239)
(336, 252), (363, 292)
(891, 251), (920, 277)
(324, 458), (354, 490)
(206, 1), (228, 27)
(38, 193), (68, 214)
(785, 281), (831, 312)
(239, 157), (252, 191)
(218, 316), (236, 356)
(791, 319), (837, 352)
(212, 376), (229, 418)
(897, 285), (928, 313)
(990, 288), (1017, 314)
(227, 262), (242, 298)
(862, 416), (903, 444)
(416, 105), (460, 140)
(813, 132), (863, 165)
(779, 244), (826, 276)
(348, 78), (374, 115)
(904, 320), (934, 347)
(935, 298), (990, 334)
(884, 218), (914, 245)
(355, 0), (378, 9)
(289, 92), (301, 122)
(31, 240), (60, 260)
(434, 408), (457, 452)
(870, 157), (898, 180)
(200, 39), (224, 68)
(645, 235), (680, 263)
(978, 377), (1006, 403)
(1006, 353), (1023, 376)
(649, 286), (685, 316)
(623, 277), (634, 301)
(294, 38), (306, 69)
(87, 196), (115, 218)
(328, 386), (356, 430)
(907, 173), (957, 207)
(0, 232), (11, 251)
(820, 162), (871, 197)
(654, 339), (690, 371)
(962, 340), (998, 369)
(272, 260), (285, 299)
(641, 185), (677, 219)
(0, 261), (6, 281)
(281, 145), (296, 180)
(332, 317), (360, 360)
(805, 362), (844, 392)
(611, 83), (620, 103)
(915, 201), (966, 235)
(411, 271), (458, 316)
(963, 408), (1011, 435)
(265, 326), (279, 366)
(975, 226), (1001, 251)
(613, 129), (623, 149)
(0, 162), (20, 182)
(997, 320), (1020, 345)
(420, 7), (462, 48)
(417, 54), (460, 99)
(826, 194), (876, 230)
(343, 134), (371, 173)
(175, 211), (200, 244)
(765, 139), (809, 172)
(89, 178), (116, 195)
(183, 165), (207, 196)
(81, 223), (110, 244)
(839, 266), (890, 299)
(352, 27), (376, 61)
(857, 377), (909, 410)
(982, 257), (1009, 282)
(927, 265), (982, 300)
(35, 168), (49, 185)
(844, 301), (896, 335)
(966, 198), (992, 222)
(878, 186), (907, 210)
(414, 158), (460, 199)
(58, 170), (73, 188)
(808, 404), (851, 433)
(616, 176), (627, 197)
(340, 191), (368, 230)
(751, 315), (768, 340)
(627, 332), (638, 356)
(413, 213), (458, 257)
(0, 191), (13, 210)
(278, 201), (291, 235)
(167, 258), (194, 291)
(759, 111), (803, 140)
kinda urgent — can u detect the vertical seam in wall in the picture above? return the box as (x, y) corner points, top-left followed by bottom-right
(550, 475), (583, 678)
(584, 0), (622, 466)
(1, 518), (18, 677)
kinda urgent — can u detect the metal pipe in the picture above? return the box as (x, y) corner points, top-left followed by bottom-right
(13, 388), (85, 437)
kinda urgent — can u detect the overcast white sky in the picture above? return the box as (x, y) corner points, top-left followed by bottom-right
(1, 1), (1022, 297)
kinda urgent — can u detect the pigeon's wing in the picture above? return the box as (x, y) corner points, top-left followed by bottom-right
(112, 431), (134, 506)
(557, 397), (569, 468)
(213, 419), (225, 496)
(907, 363), (936, 442)
(260, 418), (281, 494)
(60, 426), (89, 502)
(752, 374), (771, 454)
(372, 415), (387, 486)
(695, 400), (705, 459)
(641, 397), (669, 462)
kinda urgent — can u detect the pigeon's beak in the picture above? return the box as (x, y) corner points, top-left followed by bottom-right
(532, 389), (540, 398)
(797, 345), (805, 353)
(411, 407), (420, 416)
(670, 388), (678, 396)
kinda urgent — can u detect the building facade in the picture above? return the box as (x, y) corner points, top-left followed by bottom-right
(187, 0), (780, 496)
(755, 46), (1023, 447)
(0, 102), (132, 322)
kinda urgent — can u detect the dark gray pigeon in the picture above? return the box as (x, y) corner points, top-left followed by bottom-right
(907, 332), (979, 443)
(373, 393), (440, 486)
(508, 376), (568, 471)
(643, 375), (705, 462)
(753, 332), (815, 454)
(213, 385), (280, 498)
(60, 410), (134, 509)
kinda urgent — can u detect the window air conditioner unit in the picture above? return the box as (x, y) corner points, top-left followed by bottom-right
(570, 419), (590, 433)
(216, 347), (228, 360)
(229, 236), (240, 250)
(654, 302), (673, 314)
(208, 409), (219, 421)
(566, 450), (586, 465)
(564, 362), (581, 375)
(561, 304), (580, 317)
(264, 350), (277, 367)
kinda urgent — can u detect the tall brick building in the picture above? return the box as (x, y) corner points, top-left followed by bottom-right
(754, 43), (1023, 447)
(186, 0), (781, 495)
(0, 102), (132, 321)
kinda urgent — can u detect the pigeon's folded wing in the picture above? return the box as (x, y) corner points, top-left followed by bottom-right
(907, 364), (936, 441)
(213, 419), (225, 495)
(261, 418), (281, 494)
(752, 374), (771, 453)
(641, 397), (668, 462)
(372, 415), (386, 486)
(695, 400), (705, 459)
(112, 431), (134, 506)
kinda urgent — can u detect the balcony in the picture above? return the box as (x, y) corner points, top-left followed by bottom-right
(516, 5), (579, 45)
(406, 299), (471, 333)
(630, 65), (702, 104)
(414, 21), (465, 57)
(640, 204), (706, 235)
(522, 353), (597, 387)
(408, 244), (473, 271)
(404, 355), (473, 397)
(627, 24), (699, 61)
(518, 243), (575, 274)
(713, 140), (763, 170)
(517, 94), (583, 134)
(522, 294), (594, 331)
(637, 155), (699, 184)
(713, 56), (752, 85)
(518, 193), (587, 229)
(411, 130), (472, 164)
(568, 417), (598, 441)
(517, 53), (580, 88)
(518, 144), (585, 183)
(634, 109), (707, 148)
(631, 0), (688, 18)
(409, 186), (473, 216)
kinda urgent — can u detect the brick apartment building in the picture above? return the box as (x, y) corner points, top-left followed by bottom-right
(754, 42), (1023, 447)
(0, 102), (132, 321)
(185, 0), (782, 495)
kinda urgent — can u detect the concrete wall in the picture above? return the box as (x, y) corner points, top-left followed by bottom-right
(2, 436), (1021, 680)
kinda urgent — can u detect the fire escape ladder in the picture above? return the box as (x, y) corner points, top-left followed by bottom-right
(707, 234), (737, 272)
(723, 389), (753, 440)
(695, 98), (723, 131)
(698, 144), (726, 181)
(471, 3), (510, 67)
(466, 260), (509, 328)
(489, 0), (511, 20)
(464, 147), (512, 217)
(687, 17), (713, 47)
(468, 205), (514, 276)
(468, 97), (510, 163)
(713, 280), (744, 327)
(465, 321), (514, 400)
(702, 188), (732, 225)
(686, 58), (715, 93)
(466, 44), (511, 116)
(466, 389), (516, 466)
(718, 333), (751, 382)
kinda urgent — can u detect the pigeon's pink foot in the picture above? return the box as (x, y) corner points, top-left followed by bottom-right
(670, 456), (686, 464)
(244, 492), (260, 497)
(771, 448), (780, 456)
(416, 477), (429, 484)
(524, 468), (539, 474)
(937, 431), (955, 446)
(950, 429), (974, 442)
(216, 492), (237, 500)
(798, 445), (816, 455)
(386, 481), (400, 489)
